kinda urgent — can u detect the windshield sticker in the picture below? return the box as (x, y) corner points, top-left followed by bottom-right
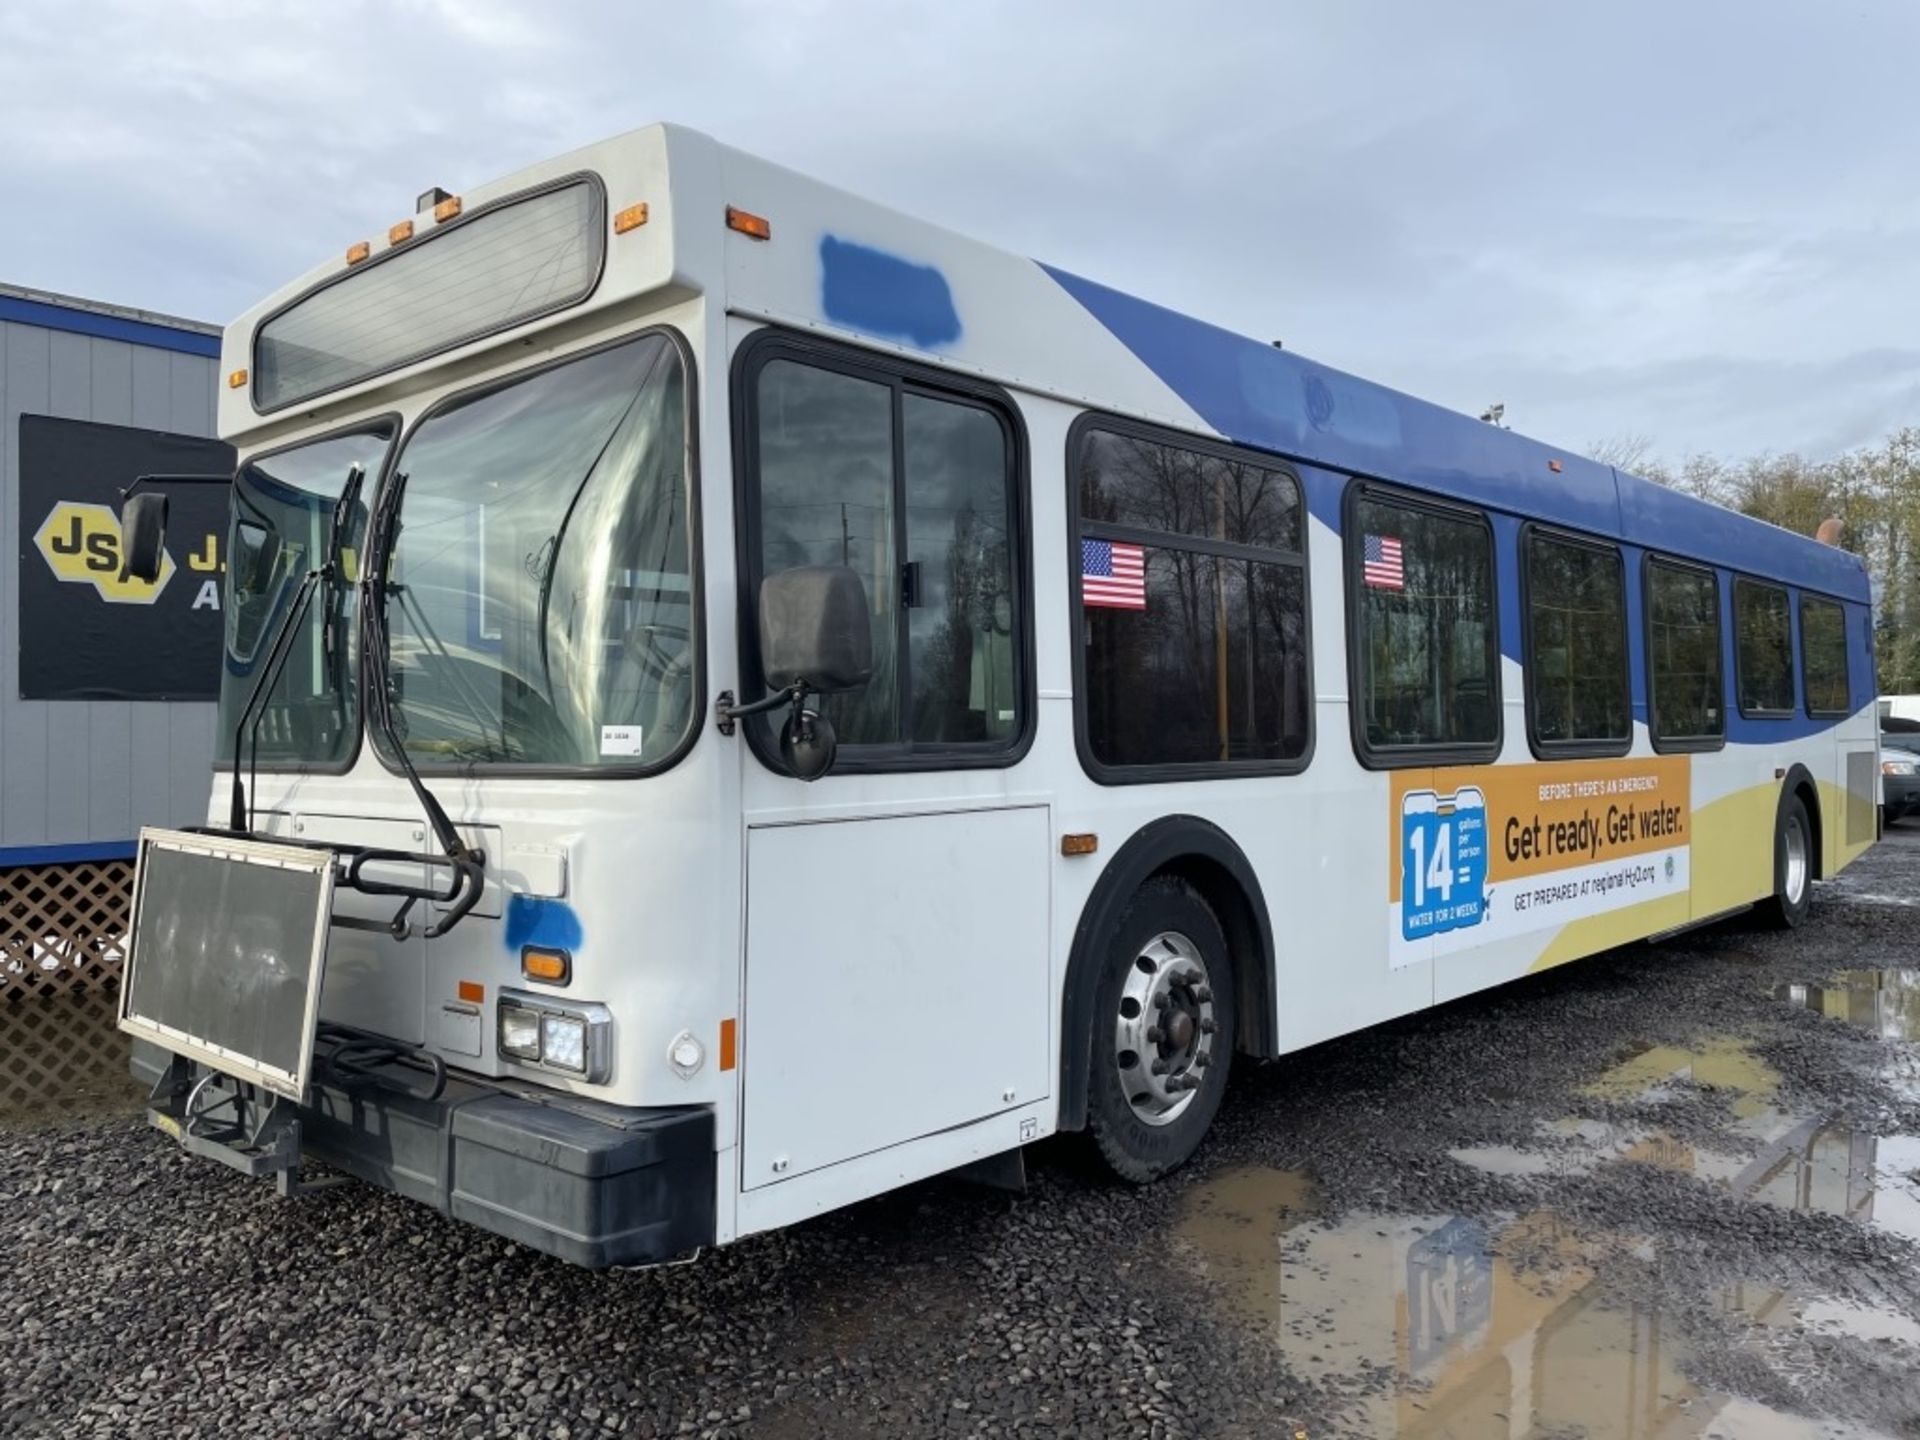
(1388, 756), (1691, 968)
(599, 724), (644, 757)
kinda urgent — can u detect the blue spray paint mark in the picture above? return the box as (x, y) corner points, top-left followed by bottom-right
(820, 235), (961, 347)
(504, 895), (583, 952)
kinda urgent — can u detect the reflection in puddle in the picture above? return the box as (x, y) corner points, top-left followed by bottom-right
(1775, 967), (1920, 1045)
(1180, 1023), (1919, 1438)
(1180, 1173), (1908, 1439)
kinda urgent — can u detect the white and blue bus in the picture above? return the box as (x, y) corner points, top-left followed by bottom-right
(116, 124), (1878, 1266)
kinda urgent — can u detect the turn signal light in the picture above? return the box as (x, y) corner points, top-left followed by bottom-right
(613, 202), (650, 234)
(522, 945), (571, 985)
(726, 206), (771, 240)
(345, 240), (371, 265)
(1060, 833), (1099, 857)
(227, 369), (248, 390)
(434, 194), (463, 223)
(389, 219), (415, 245)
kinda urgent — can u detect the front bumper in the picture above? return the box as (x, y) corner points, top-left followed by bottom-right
(132, 1037), (714, 1269)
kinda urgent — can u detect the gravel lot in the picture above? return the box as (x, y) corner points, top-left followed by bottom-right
(6, 831), (1920, 1439)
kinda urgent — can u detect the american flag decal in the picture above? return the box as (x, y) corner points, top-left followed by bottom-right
(1081, 538), (1146, 609)
(1363, 533), (1405, 590)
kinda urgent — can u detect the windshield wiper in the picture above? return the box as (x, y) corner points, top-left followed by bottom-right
(229, 463), (365, 833)
(361, 470), (487, 938)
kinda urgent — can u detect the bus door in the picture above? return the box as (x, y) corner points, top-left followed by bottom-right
(732, 338), (1049, 1190)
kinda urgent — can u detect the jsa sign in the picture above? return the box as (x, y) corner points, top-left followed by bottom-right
(16, 415), (234, 701)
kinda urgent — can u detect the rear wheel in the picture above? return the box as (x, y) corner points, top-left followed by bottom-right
(1764, 792), (1814, 929)
(1085, 876), (1235, 1183)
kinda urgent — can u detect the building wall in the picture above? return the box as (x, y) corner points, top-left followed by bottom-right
(0, 287), (223, 862)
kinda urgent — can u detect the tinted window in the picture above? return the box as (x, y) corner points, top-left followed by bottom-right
(1525, 532), (1628, 750)
(1734, 578), (1795, 715)
(1647, 561), (1724, 745)
(749, 355), (1022, 759)
(1078, 428), (1301, 551)
(1801, 597), (1850, 716)
(1351, 494), (1498, 754)
(1076, 428), (1309, 771)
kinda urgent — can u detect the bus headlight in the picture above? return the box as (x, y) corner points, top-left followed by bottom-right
(540, 1013), (588, 1072)
(497, 991), (611, 1082)
(499, 1002), (542, 1060)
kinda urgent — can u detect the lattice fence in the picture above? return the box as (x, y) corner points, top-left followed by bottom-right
(0, 990), (144, 1120)
(1, 859), (134, 1000)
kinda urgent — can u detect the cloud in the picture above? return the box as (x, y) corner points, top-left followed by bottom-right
(2, 0), (1915, 461)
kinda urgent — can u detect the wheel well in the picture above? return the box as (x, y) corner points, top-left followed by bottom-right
(1792, 775), (1823, 879)
(1057, 817), (1276, 1132)
(1156, 854), (1272, 1063)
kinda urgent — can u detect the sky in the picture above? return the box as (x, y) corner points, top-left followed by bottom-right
(2, 0), (1916, 467)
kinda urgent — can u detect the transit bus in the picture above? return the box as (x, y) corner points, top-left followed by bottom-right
(115, 124), (1879, 1267)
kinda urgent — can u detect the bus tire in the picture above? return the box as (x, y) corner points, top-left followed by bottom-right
(1763, 791), (1814, 929)
(1084, 875), (1235, 1184)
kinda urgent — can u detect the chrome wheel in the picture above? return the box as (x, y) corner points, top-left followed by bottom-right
(1113, 930), (1218, 1127)
(1783, 814), (1809, 906)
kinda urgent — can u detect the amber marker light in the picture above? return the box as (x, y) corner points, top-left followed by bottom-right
(389, 219), (415, 245)
(457, 980), (484, 1004)
(1548, 458), (1564, 473)
(726, 206), (771, 240)
(433, 194), (463, 222)
(719, 1018), (738, 1072)
(227, 369), (248, 390)
(1060, 833), (1099, 857)
(521, 946), (571, 985)
(613, 202), (649, 234)
(345, 240), (371, 265)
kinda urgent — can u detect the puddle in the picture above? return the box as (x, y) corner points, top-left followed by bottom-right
(0, 991), (145, 1128)
(1182, 1024), (1920, 1436)
(1775, 967), (1920, 1045)
(1179, 1170), (1911, 1439)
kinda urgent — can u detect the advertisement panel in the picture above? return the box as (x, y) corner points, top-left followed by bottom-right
(1388, 756), (1691, 968)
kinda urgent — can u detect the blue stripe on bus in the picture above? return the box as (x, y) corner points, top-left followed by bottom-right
(1041, 262), (1870, 604)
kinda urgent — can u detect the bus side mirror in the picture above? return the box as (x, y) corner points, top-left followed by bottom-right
(759, 565), (873, 781)
(120, 492), (170, 582)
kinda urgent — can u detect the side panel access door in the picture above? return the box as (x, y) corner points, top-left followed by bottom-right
(742, 805), (1050, 1186)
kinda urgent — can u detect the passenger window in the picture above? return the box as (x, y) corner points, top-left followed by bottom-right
(1524, 531), (1629, 753)
(748, 353), (1023, 761)
(1733, 578), (1795, 715)
(1075, 426), (1310, 771)
(1647, 560), (1724, 747)
(1801, 597), (1850, 717)
(1349, 492), (1499, 758)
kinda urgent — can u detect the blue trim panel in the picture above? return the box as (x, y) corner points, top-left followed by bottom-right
(1041, 264), (1870, 604)
(0, 294), (220, 359)
(0, 840), (138, 866)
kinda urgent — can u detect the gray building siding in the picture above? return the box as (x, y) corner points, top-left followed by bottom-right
(1, 292), (223, 860)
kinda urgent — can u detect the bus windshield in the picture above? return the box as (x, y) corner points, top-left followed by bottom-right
(372, 333), (694, 769)
(218, 422), (395, 767)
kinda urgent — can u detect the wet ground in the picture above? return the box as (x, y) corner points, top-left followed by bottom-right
(4, 832), (1920, 1438)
